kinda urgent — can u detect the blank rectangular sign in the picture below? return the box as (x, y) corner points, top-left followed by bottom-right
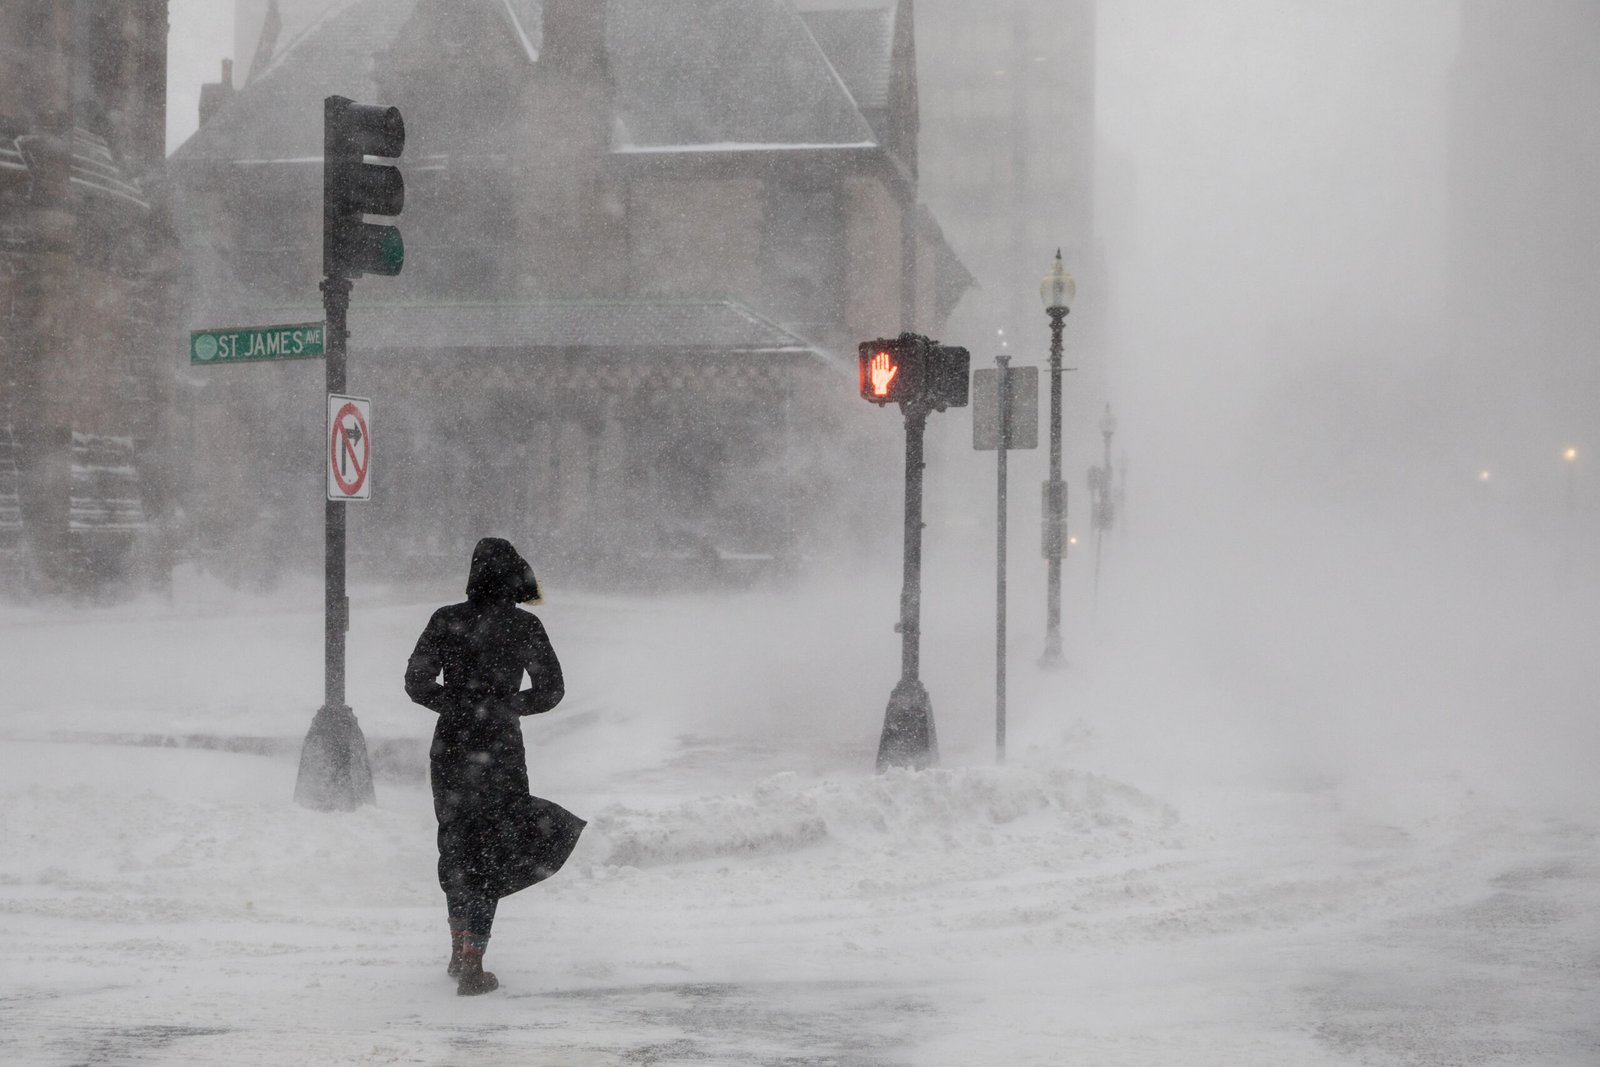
(972, 365), (1040, 451)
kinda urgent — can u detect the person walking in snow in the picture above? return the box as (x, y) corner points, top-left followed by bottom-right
(405, 537), (585, 996)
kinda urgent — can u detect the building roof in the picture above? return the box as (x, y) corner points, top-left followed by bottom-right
(231, 298), (825, 356)
(796, 5), (896, 112)
(609, 0), (875, 150)
(176, 0), (883, 163)
(174, 0), (419, 164)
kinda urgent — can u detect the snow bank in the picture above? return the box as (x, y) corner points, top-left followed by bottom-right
(589, 764), (1179, 871)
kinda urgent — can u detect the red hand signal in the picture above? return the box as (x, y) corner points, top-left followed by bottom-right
(870, 351), (899, 397)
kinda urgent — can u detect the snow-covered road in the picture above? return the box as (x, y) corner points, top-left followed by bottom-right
(2, 573), (1596, 1064)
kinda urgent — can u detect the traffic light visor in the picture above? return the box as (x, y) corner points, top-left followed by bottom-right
(330, 99), (405, 159)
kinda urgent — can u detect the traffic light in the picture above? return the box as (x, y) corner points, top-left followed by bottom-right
(859, 336), (926, 406)
(323, 95), (404, 279)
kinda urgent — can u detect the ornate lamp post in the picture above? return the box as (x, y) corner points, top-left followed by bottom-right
(1039, 251), (1075, 668)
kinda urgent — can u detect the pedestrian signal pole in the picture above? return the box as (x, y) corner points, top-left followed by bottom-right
(295, 96), (405, 812)
(859, 334), (969, 771)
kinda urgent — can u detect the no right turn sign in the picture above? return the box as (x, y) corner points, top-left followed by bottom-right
(327, 394), (371, 501)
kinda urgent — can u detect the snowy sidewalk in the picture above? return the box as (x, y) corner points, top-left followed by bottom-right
(2, 579), (1598, 1064)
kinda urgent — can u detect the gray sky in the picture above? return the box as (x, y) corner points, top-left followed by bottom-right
(1096, 0), (1458, 389)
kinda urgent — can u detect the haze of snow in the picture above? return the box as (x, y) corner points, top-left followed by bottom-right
(19, 0), (1591, 1061)
(1, 528), (1596, 1063)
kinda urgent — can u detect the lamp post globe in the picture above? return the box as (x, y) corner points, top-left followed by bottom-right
(1039, 250), (1075, 669)
(1040, 250), (1076, 314)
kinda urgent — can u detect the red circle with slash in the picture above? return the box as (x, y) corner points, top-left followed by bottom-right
(329, 401), (370, 497)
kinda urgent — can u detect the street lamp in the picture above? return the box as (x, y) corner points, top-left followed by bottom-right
(1038, 250), (1075, 668)
(1562, 447), (1579, 570)
(1091, 403), (1117, 608)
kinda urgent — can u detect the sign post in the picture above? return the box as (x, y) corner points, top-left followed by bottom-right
(973, 359), (1038, 762)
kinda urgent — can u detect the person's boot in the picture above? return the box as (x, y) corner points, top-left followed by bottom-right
(447, 929), (465, 977)
(455, 935), (498, 996)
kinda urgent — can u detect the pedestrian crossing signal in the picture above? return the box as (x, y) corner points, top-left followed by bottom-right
(859, 335), (970, 410)
(859, 338), (925, 406)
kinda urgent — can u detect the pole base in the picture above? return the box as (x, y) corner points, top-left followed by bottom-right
(294, 703), (377, 811)
(1038, 630), (1067, 670)
(877, 678), (939, 772)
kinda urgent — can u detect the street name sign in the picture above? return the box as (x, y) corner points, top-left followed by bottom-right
(327, 394), (371, 501)
(190, 322), (325, 365)
(972, 365), (1040, 450)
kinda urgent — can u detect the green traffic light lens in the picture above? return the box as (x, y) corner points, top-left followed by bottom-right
(381, 228), (404, 274)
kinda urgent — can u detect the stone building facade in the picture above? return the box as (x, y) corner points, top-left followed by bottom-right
(0, 0), (178, 594)
(170, 0), (970, 587)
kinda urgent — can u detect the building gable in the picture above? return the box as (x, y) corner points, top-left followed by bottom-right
(608, 0), (876, 151)
(177, 0), (544, 164)
(173, 0), (419, 164)
(181, 0), (889, 164)
(797, 5), (894, 113)
(380, 0), (537, 150)
(796, 0), (916, 175)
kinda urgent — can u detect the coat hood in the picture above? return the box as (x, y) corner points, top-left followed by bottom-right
(465, 537), (542, 604)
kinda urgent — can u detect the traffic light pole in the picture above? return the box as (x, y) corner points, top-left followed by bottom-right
(292, 271), (375, 811)
(878, 401), (939, 771)
(294, 94), (403, 811)
(323, 276), (351, 712)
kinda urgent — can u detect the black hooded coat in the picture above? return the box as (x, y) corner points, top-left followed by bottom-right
(405, 538), (585, 900)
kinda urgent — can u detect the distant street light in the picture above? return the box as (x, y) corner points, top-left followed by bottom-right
(1090, 403), (1117, 609)
(1562, 446), (1579, 571)
(1038, 250), (1075, 668)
